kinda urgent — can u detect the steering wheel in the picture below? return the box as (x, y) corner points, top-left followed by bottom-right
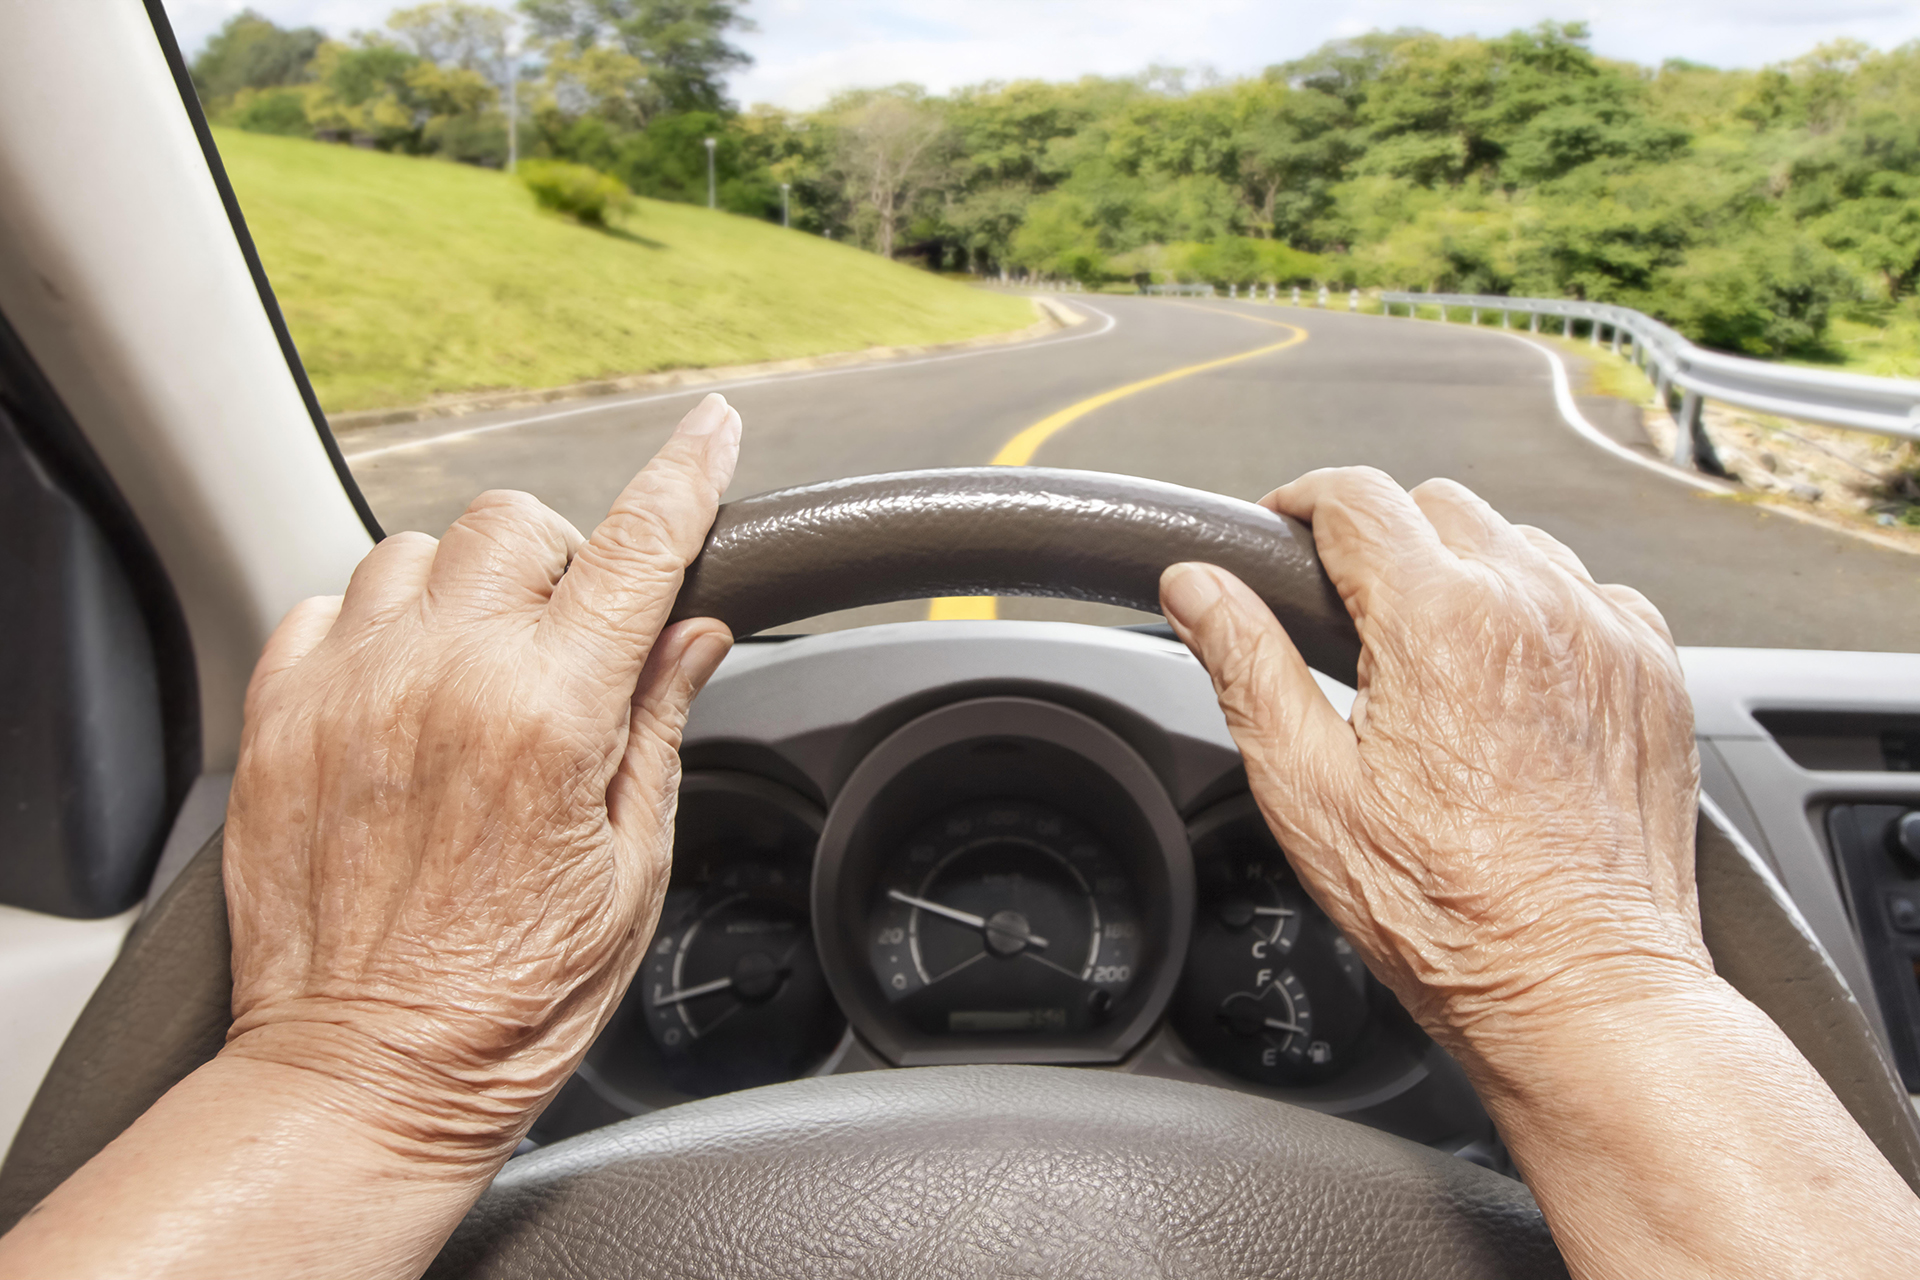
(4, 469), (1917, 1279)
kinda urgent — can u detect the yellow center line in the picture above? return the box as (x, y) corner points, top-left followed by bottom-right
(929, 305), (1310, 621)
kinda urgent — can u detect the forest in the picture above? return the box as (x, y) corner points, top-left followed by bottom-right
(191, 4), (1920, 363)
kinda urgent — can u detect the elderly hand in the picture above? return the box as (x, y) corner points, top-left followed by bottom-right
(1160, 467), (1710, 1052)
(1161, 467), (1920, 1280)
(221, 392), (740, 1163)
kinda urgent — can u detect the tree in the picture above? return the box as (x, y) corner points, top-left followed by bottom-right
(518, 0), (753, 114)
(389, 2), (513, 81)
(304, 38), (427, 148)
(1268, 30), (1425, 109)
(828, 88), (949, 258)
(1226, 79), (1354, 240)
(190, 10), (324, 102)
(1354, 23), (1686, 188)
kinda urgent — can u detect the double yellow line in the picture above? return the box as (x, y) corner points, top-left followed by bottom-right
(929, 304), (1310, 621)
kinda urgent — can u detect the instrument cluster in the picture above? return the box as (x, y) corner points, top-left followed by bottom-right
(556, 694), (1432, 1136)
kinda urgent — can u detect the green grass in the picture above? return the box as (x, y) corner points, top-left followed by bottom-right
(1790, 306), (1920, 381)
(216, 129), (1036, 413)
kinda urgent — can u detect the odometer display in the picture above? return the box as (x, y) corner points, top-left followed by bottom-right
(868, 800), (1140, 1036)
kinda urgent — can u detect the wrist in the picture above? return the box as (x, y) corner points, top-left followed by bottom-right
(1436, 954), (1730, 1113)
(217, 1017), (537, 1173)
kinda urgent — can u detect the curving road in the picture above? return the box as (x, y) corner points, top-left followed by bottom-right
(340, 296), (1917, 652)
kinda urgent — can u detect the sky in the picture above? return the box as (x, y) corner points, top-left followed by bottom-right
(163, 0), (1920, 110)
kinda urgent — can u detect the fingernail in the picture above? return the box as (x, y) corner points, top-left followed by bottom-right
(678, 393), (733, 438)
(1160, 562), (1225, 630)
(680, 629), (733, 695)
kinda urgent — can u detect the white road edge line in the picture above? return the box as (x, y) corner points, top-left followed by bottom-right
(342, 299), (1122, 463)
(1206, 299), (1735, 494)
(1180, 302), (1915, 552)
(1495, 331), (1732, 496)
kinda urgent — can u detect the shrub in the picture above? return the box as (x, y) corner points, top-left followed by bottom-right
(224, 86), (312, 137)
(1654, 234), (1856, 357)
(518, 160), (633, 227)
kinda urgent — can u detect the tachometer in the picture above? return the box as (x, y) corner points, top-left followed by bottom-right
(639, 861), (839, 1096)
(868, 800), (1139, 1036)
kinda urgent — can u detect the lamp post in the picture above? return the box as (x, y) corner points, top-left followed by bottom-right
(704, 136), (716, 209)
(504, 42), (518, 173)
(780, 181), (790, 228)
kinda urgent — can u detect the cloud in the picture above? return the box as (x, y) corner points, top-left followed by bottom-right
(161, 0), (1920, 110)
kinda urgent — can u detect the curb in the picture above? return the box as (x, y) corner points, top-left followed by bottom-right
(327, 298), (1079, 433)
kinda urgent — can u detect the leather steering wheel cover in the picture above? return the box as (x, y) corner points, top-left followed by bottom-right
(666, 468), (1362, 686)
(426, 1064), (1569, 1280)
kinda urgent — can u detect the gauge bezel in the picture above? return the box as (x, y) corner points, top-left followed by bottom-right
(579, 770), (835, 1113)
(813, 696), (1194, 1066)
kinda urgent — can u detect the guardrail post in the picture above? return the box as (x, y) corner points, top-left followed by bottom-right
(1610, 325), (1622, 356)
(1471, 308), (1480, 325)
(1502, 311), (1511, 329)
(1292, 286), (1301, 306)
(1668, 390), (1728, 475)
(1590, 316), (1600, 348)
(1530, 312), (1539, 333)
(1671, 392), (1700, 468)
(1318, 286), (1329, 308)
(1349, 289), (1359, 312)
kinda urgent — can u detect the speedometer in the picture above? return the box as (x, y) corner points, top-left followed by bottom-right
(868, 800), (1140, 1036)
(812, 695), (1192, 1066)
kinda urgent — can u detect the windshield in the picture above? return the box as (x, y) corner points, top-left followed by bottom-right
(165, 2), (1919, 649)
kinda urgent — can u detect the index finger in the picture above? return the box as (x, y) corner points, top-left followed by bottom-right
(1259, 467), (1455, 622)
(541, 393), (742, 698)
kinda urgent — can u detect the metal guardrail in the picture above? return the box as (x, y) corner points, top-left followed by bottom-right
(1142, 283), (1215, 297)
(1380, 291), (1920, 471)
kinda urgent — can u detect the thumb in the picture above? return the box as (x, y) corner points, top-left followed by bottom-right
(1160, 562), (1360, 812)
(606, 619), (733, 859)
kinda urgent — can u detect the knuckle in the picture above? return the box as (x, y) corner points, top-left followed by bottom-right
(380, 529), (438, 554)
(449, 490), (578, 560)
(1409, 476), (1470, 502)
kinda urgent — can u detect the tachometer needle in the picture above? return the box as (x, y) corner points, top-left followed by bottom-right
(887, 888), (1050, 949)
(651, 975), (734, 1007)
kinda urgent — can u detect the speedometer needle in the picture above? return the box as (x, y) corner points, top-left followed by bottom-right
(888, 889), (1050, 949)
(651, 975), (733, 1006)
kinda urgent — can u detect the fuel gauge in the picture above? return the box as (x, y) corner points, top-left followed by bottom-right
(1171, 799), (1369, 1086)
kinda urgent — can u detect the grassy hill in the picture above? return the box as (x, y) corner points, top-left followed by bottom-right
(216, 129), (1035, 414)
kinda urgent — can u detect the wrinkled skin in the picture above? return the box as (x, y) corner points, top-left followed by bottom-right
(7, 445), (1918, 1280)
(1164, 468), (1710, 1049)
(1161, 466), (1920, 1280)
(222, 392), (741, 1160)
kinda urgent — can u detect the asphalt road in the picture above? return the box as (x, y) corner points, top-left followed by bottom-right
(339, 295), (1917, 652)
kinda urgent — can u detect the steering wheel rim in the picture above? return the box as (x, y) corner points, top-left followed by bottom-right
(666, 467), (1361, 683)
(5, 469), (1918, 1276)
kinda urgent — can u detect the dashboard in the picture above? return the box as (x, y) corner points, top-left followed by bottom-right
(530, 622), (1490, 1156)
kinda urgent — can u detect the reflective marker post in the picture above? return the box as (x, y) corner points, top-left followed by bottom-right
(780, 181), (790, 228)
(704, 137), (716, 210)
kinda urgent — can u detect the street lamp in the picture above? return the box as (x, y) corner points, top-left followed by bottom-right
(704, 137), (716, 210)
(780, 181), (790, 228)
